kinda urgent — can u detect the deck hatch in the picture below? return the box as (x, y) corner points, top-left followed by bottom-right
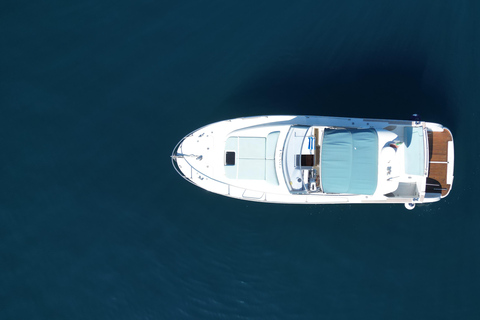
(225, 151), (235, 165)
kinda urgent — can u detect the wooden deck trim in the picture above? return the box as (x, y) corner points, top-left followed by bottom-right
(314, 128), (320, 166)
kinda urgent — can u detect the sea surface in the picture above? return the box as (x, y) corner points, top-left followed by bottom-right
(1, 1), (479, 319)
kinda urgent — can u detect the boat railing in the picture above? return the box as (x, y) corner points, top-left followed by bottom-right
(170, 135), (198, 186)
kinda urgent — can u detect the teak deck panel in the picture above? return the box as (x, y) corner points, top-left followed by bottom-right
(428, 130), (451, 162)
(427, 129), (453, 197)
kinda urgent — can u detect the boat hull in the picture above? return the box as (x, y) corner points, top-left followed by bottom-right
(171, 115), (454, 208)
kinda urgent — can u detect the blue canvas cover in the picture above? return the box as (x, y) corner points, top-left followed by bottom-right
(321, 129), (378, 195)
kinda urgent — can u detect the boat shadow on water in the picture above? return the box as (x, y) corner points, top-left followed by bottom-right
(224, 51), (457, 133)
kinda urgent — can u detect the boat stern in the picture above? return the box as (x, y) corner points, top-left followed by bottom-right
(426, 125), (454, 199)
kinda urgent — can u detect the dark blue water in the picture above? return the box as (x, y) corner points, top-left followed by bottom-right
(1, 1), (479, 319)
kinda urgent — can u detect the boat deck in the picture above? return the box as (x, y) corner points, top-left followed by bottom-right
(427, 129), (453, 197)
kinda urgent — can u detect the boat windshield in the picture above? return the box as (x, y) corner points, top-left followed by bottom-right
(282, 126), (310, 193)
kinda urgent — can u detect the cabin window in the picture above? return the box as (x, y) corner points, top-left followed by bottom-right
(225, 151), (235, 165)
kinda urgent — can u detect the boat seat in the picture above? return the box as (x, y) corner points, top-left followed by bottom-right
(224, 132), (280, 185)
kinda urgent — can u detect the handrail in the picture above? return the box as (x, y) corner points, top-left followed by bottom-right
(170, 132), (232, 189)
(170, 134), (197, 186)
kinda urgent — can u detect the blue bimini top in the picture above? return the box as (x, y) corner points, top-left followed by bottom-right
(321, 128), (378, 195)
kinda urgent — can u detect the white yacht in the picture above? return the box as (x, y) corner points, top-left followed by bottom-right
(171, 115), (454, 209)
